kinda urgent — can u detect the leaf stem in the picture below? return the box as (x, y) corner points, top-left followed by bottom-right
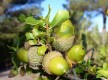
(45, 24), (52, 52)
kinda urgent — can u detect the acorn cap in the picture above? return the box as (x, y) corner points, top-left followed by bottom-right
(52, 36), (75, 52)
(42, 51), (63, 74)
(24, 41), (31, 50)
(27, 47), (43, 69)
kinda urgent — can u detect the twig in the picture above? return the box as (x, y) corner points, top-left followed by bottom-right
(65, 74), (85, 80)
(102, 8), (107, 46)
(64, 69), (85, 80)
(55, 76), (60, 80)
(45, 24), (52, 52)
(84, 48), (94, 61)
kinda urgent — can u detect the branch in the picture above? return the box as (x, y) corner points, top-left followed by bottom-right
(64, 69), (85, 80)
(102, 8), (107, 46)
(45, 24), (52, 52)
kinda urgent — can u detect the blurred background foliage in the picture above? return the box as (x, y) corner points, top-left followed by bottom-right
(0, 0), (108, 73)
(63, 0), (108, 67)
(0, 0), (44, 71)
(63, 0), (108, 43)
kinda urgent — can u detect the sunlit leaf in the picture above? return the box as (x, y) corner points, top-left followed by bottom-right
(28, 40), (37, 46)
(37, 45), (47, 56)
(103, 63), (108, 70)
(32, 28), (45, 38)
(44, 5), (51, 23)
(25, 32), (34, 40)
(97, 70), (108, 78)
(50, 10), (69, 28)
(25, 16), (44, 26)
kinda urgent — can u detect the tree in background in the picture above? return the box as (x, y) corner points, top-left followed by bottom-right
(0, 0), (44, 70)
(63, 0), (108, 48)
(63, 0), (108, 67)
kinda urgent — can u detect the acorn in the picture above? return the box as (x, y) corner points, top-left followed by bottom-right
(27, 46), (43, 69)
(42, 51), (69, 76)
(66, 44), (86, 67)
(50, 10), (69, 27)
(52, 20), (75, 52)
(17, 47), (28, 63)
(53, 36), (75, 52)
(17, 45), (47, 69)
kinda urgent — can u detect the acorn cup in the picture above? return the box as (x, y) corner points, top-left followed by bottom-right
(17, 45), (47, 70)
(42, 51), (69, 76)
(66, 44), (86, 67)
(52, 20), (75, 52)
(27, 46), (45, 69)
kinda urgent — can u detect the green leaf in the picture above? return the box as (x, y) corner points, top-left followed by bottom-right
(32, 28), (45, 38)
(103, 63), (108, 70)
(11, 54), (20, 69)
(18, 14), (26, 22)
(9, 54), (20, 78)
(25, 32), (34, 40)
(48, 37), (54, 43)
(8, 46), (17, 52)
(28, 40), (37, 46)
(74, 66), (83, 73)
(25, 16), (44, 26)
(44, 5), (51, 23)
(84, 73), (89, 80)
(37, 45), (47, 56)
(50, 10), (69, 28)
(97, 70), (108, 78)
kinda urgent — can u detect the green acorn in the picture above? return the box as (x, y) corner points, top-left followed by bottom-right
(42, 51), (69, 76)
(17, 47), (28, 63)
(50, 10), (69, 27)
(27, 46), (43, 69)
(66, 44), (86, 67)
(52, 20), (75, 52)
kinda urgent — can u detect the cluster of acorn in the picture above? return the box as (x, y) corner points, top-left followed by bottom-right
(16, 10), (86, 76)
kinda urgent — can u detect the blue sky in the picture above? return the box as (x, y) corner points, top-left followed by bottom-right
(92, 14), (108, 32)
(41, 0), (67, 21)
(41, 0), (108, 32)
